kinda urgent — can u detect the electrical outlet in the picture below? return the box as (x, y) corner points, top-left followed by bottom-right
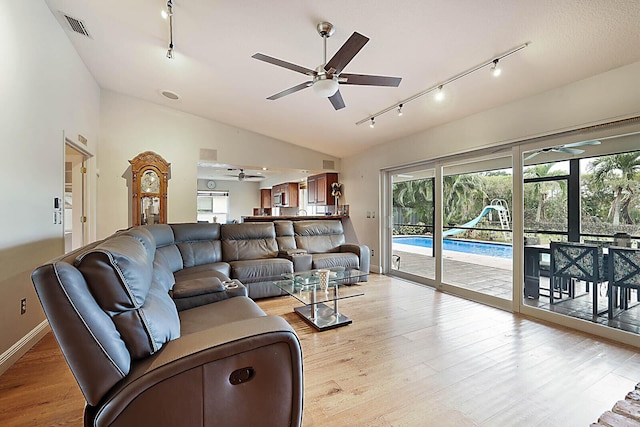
(371, 249), (375, 257)
(20, 298), (26, 315)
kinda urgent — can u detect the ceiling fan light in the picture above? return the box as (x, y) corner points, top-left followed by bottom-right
(312, 78), (339, 98)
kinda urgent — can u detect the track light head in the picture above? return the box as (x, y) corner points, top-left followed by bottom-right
(397, 104), (403, 117)
(434, 85), (445, 101)
(369, 117), (375, 128)
(166, 44), (174, 59)
(162, 0), (174, 18)
(491, 59), (502, 77)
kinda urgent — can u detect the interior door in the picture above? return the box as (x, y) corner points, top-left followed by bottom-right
(64, 142), (89, 252)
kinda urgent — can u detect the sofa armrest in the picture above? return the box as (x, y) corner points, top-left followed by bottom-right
(171, 278), (248, 311)
(278, 251), (313, 272)
(88, 315), (303, 427)
(278, 248), (307, 256)
(291, 253), (313, 272)
(340, 244), (370, 275)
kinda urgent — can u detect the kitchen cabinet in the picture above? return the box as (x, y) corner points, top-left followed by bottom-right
(272, 182), (299, 207)
(260, 188), (272, 208)
(307, 173), (338, 205)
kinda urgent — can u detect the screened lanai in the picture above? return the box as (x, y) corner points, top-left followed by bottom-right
(386, 129), (640, 337)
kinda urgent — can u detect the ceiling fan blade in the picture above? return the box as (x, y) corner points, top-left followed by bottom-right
(555, 147), (584, 155)
(564, 140), (602, 148)
(524, 151), (541, 161)
(339, 73), (402, 87)
(325, 32), (369, 75)
(252, 53), (316, 76)
(329, 90), (345, 110)
(266, 81), (313, 100)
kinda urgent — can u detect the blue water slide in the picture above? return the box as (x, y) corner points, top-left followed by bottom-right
(443, 205), (503, 237)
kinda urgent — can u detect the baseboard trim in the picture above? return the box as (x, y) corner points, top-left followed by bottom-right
(0, 320), (50, 376)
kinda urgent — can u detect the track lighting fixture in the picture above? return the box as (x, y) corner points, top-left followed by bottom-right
(165, 0), (174, 59)
(356, 42), (529, 126)
(491, 59), (501, 77)
(369, 117), (375, 128)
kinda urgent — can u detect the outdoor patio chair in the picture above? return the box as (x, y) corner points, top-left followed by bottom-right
(550, 242), (607, 317)
(392, 254), (401, 270)
(607, 246), (640, 319)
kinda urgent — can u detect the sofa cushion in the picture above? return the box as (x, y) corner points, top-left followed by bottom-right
(294, 220), (346, 254)
(179, 296), (266, 335)
(229, 258), (293, 284)
(174, 263), (230, 281)
(172, 278), (248, 311)
(153, 251), (176, 293)
(75, 234), (153, 310)
(75, 234), (180, 359)
(171, 223), (221, 242)
(170, 223), (224, 269)
(311, 252), (359, 270)
(177, 240), (223, 268)
(172, 277), (224, 298)
(274, 220), (296, 251)
(222, 223), (278, 262)
(144, 224), (176, 246)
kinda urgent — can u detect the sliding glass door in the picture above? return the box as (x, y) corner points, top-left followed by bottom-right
(390, 169), (436, 282)
(441, 158), (513, 301)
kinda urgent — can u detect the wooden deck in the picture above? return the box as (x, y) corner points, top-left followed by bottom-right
(392, 248), (640, 334)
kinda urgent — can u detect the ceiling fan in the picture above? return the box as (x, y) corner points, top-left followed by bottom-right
(226, 168), (265, 181)
(251, 22), (402, 110)
(524, 140), (601, 161)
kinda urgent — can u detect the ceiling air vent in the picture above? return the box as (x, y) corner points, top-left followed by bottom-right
(322, 160), (335, 170)
(61, 12), (92, 38)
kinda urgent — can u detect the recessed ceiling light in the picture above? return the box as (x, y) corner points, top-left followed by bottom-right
(160, 90), (180, 100)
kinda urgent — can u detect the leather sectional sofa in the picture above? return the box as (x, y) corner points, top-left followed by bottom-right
(31, 219), (368, 426)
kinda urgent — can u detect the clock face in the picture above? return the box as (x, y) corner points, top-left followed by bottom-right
(207, 180), (216, 189)
(141, 170), (160, 193)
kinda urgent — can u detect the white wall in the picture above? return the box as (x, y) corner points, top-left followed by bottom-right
(0, 1), (100, 370)
(98, 91), (340, 237)
(341, 61), (640, 271)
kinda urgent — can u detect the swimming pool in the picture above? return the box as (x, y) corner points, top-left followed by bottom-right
(394, 236), (512, 259)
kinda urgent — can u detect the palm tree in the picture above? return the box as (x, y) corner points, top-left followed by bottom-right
(589, 151), (640, 225)
(524, 163), (555, 222)
(393, 178), (434, 227)
(523, 162), (567, 222)
(443, 173), (487, 225)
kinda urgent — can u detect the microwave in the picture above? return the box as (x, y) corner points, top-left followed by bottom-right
(274, 192), (285, 206)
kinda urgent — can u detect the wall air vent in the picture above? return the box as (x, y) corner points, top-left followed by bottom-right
(61, 13), (92, 38)
(199, 149), (218, 162)
(322, 160), (335, 170)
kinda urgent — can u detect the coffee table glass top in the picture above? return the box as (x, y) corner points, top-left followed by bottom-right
(273, 268), (366, 305)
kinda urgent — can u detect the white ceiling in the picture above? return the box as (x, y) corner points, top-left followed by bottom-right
(45, 0), (640, 160)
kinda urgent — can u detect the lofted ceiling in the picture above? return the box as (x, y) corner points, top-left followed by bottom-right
(45, 0), (640, 161)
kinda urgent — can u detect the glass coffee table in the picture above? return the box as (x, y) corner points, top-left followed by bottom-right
(273, 268), (367, 331)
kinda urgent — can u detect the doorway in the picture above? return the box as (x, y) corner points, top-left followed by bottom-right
(64, 140), (91, 252)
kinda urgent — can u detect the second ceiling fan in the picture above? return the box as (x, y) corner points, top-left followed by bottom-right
(252, 22), (402, 110)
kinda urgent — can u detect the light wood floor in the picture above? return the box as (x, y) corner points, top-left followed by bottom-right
(2, 274), (639, 426)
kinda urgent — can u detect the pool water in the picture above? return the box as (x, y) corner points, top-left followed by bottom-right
(394, 236), (513, 259)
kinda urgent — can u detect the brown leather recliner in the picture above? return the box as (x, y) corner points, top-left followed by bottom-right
(32, 226), (303, 427)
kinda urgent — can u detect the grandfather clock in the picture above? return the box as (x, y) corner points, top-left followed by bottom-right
(130, 151), (170, 226)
